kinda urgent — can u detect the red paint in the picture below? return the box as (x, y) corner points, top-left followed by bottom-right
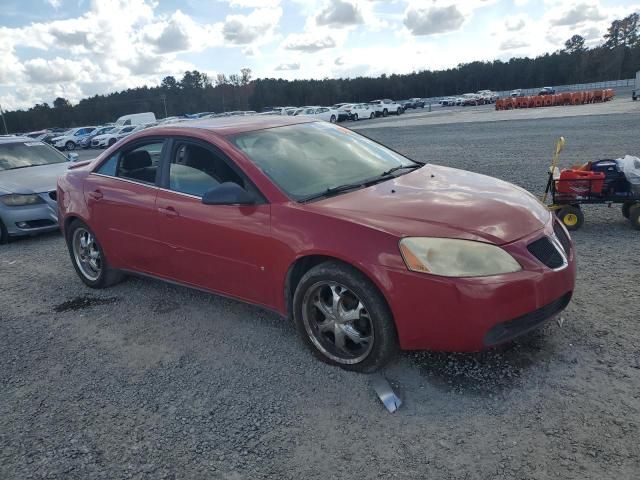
(58, 118), (576, 352)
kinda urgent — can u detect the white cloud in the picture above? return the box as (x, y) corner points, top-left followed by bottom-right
(275, 62), (301, 70)
(316, 0), (363, 27)
(222, 7), (282, 44)
(283, 33), (337, 52)
(404, 5), (466, 35)
(550, 1), (607, 26)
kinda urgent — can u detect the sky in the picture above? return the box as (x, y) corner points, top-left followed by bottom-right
(0, 0), (638, 110)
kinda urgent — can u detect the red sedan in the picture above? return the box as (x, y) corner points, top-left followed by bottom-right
(57, 117), (576, 372)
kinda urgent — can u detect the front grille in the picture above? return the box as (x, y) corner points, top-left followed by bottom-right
(527, 237), (564, 269)
(553, 222), (571, 256)
(484, 292), (572, 346)
(49, 191), (57, 201)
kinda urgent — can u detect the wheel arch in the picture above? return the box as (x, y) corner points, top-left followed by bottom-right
(283, 253), (393, 322)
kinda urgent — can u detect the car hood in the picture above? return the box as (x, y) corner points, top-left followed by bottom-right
(92, 134), (113, 141)
(0, 162), (70, 194)
(308, 164), (550, 245)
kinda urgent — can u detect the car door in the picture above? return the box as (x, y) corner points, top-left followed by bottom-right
(154, 138), (273, 307)
(84, 139), (168, 274)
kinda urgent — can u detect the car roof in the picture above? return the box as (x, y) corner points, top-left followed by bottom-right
(144, 115), (316, 137)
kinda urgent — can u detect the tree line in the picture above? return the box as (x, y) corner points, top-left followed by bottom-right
(3, 12), (639, 133)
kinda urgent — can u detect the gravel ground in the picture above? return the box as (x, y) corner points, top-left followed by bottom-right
(2, 111), (640, 479)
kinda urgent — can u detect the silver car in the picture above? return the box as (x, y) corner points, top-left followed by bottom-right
(0, 136), (74, 243)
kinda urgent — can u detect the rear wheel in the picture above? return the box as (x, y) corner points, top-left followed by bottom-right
(629, 205), (640, 230)
(556, 205), (584, 231)
(382, 108), (388, 117)
(396, 108), (402, 115)
(66, 220), (124, 288)
(330, 115), (336, 123)
(370, 112), (375, 119)
(353, 113), (358, 121)
(65, 141), (76, 151)
(293, 261), (398, 372)
(108, 138), (117, 146)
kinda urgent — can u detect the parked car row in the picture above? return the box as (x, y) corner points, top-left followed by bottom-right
(439, 90), (499, 107)
(264, 98), (414, 122)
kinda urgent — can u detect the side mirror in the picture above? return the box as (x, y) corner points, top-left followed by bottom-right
(67, 152), (79, 162)
(202, 182), (256, 206)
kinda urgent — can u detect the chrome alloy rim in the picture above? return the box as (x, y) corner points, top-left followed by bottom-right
(302, 281), (374, 364)
(72, 228), (102, 281)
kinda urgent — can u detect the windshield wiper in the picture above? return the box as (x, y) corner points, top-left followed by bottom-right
(301, 163), (424, 203)
(379, 163), (423, 177)
(300, 183), (366, 203)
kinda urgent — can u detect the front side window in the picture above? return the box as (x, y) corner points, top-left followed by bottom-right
(96, 142), (164, 184)
(231, 122), (416, 201)
(0, 142), (68, 171)
(168, 143), (245, 198)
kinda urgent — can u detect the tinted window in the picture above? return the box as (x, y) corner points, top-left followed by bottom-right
(169, 143), (245, 198)
(0, 141), (68, 171)
(231, 122), (415, 201)
(96, 142), (163, 184)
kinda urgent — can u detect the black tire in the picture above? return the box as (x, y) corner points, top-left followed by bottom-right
(629, 205), (640, 230)
(329, 115), (336, 123)
(65, 219), (124, 288)
(353, 113), (358, 121)
(0, 218), (8, 245)
(382, 108), (388, 117)
(622, 201), (637, 219)
(292, 261), (398, 372)
(65, 141), (76, 151)
(108, 138), (117, 146)
(369, 112), (375, 119)
(396, 108), (402, 115)
(556, 205), (584, 231)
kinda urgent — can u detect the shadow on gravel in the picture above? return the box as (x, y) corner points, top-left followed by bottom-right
(53, 295), (119, 313)
(408, 330), (553, 395)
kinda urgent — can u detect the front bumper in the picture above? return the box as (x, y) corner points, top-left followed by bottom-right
(0, 192), (59, 237)
(373, 222), (576, 352)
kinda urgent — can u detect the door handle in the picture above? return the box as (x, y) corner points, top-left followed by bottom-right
(88, 189), (103, 200)
(158, 206), (179, 218)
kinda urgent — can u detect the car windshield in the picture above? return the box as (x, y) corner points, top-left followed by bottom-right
(0, 141), (68, 171)
(231, 122), (417, 201)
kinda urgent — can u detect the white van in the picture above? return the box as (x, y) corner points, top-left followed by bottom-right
(115, 112), (156, 126)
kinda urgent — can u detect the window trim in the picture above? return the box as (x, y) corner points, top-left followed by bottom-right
(91, 137), (168, 187)
(160, 136), (267, 204)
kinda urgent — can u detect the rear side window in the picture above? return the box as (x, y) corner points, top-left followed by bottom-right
(168, 143), (245, 197)
(96, 142), (164, 185)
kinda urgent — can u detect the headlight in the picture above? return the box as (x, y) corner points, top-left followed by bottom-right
(0, 194), (45, 207)
(399, 237), (522, 277)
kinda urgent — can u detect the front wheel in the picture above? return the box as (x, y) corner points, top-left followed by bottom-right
(353, 113), (358, 121)
(556, 205), (584, 231)
(0, 219), (8, 244)
(396, 108), (402, 115)
(65, 141), (76, 151)
(66, 220), (124, 288)
(370, 112), (375, 119)
(629, 205), (640, 230)
(382, 109), (388, 117)
(329, 115), (336, 123)
(293, 262), (398, 372)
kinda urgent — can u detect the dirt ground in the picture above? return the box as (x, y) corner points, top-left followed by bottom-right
(1, 107), (640, 479)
